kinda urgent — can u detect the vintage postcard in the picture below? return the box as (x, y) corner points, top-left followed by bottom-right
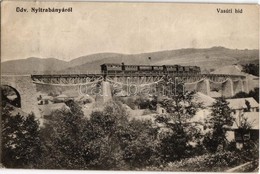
(0, 1), (259, 172)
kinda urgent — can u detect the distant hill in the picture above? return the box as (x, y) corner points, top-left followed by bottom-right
(1, 47), (259, 75)
(68, 53), (125, 68)
(1, 57), (69, 75)
(211, 64), (246, 75)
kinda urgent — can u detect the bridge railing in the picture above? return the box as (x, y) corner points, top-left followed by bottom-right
(31, 73), (246, 79)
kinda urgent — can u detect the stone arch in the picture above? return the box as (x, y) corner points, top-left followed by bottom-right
(209, 81), (222, 93)
(1, 85), (21, 108)
(1, 75), (41, 118)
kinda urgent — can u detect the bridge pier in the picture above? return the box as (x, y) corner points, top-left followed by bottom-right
(244, 77), (249, 93)
(233, 80), (244, 94)
(95, 81), (112, 104)
(184, 83), (197, 92)
(196, 79), (210, 95)
(222, 78), (234, 97)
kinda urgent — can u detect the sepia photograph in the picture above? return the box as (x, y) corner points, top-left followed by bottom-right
(0, 1), (259, 172)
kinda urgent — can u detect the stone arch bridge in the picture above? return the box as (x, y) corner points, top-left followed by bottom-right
(1, 73), (248, 115)
(1, 75), (41, 117)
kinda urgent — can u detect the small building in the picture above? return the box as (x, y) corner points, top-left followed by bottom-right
(229, 112), (259, 149)
(227, 97), (259, 113)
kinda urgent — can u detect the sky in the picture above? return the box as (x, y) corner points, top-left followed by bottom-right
(1, 2), (259, 62)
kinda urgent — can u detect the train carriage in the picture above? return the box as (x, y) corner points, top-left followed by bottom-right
(152, 66), (164, 74)
(138, 65), (153, 71)
(178, 66), (184, 73)
(184, 66), (190, 74)
(194, 66), (201, 74)
(189, 66), (200, 74)
(101, 63), (201, 75)
(124, 65), (139, 71)
(137, 65), (152, 75)
(163, 65), (178, 73)
(153, 66), (164, 71)
(101, 63), (122, 74)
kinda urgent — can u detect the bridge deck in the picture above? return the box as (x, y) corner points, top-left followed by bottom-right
(30, 73), (246, 86)
(31, 73), (246, 79)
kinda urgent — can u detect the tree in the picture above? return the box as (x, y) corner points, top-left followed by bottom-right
(157, 91), (201, 126)
(121, 119), (160, 169)
(231, 88), (259, 103)
(135, 97), (150, 109)
(248, 87), (259, 103)
(242, 63), (259, 77)
(155, 91), (203, 162)
(80, 101), (129, 170)
(2, 105), (42, 168)
(231, 91), (248, 99)
(245, 100), (251, 112)
(149, 96), (158, 110)
(203, 97), (234, 153)
(81, 101), (159, 170)
(36, 99), (160, 170)
(39, 100), (86, 169)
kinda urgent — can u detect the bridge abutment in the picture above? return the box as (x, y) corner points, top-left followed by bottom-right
(1, 75), (41, 119)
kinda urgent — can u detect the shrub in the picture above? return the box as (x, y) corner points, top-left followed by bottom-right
(231, 88), (259, 103)
(125, 97), (136, 110)
(164, 151), (246, 172)
(135, 97), (150, 109)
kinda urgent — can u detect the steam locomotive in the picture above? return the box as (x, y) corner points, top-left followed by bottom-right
(101, 63), (201, 75)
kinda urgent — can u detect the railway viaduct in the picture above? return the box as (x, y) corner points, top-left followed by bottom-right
(1, 73), (248, 116)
